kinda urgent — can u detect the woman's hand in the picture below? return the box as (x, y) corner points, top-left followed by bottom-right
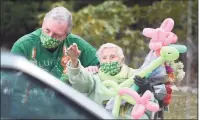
(85, 66), (99, 73)
(67, 43), (81, 68)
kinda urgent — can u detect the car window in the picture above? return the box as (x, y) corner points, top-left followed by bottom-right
(1, 68), (98, 119)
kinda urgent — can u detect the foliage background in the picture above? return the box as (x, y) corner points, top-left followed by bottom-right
(1, 0), (198, 119)
(1, 0), (198, 87)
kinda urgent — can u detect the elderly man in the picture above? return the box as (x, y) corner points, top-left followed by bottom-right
(11, 7), (99, 81)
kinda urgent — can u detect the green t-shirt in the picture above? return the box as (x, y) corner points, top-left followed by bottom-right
(11, 28), (99, 80)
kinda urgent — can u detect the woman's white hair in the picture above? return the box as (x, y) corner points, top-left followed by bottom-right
(44, 6), (73, 34)
(97, 43), (125, 64)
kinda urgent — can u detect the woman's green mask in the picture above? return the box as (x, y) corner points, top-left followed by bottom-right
(40, 32), (62, 49)
(100, 62), (121, 76)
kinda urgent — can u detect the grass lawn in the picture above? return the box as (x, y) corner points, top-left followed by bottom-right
(164, 91), (198, 119)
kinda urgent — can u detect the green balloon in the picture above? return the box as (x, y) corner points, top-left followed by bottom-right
(112, 95), (122, 118)
(101, 81), (119, 96)
(160, 46), (179, 61)
(102, 81), (119, 91)
(169, 44), (187, 53)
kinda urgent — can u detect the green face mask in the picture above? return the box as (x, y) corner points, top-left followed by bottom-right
(40, 32), (62, 49)
(100, 62), (121, 76)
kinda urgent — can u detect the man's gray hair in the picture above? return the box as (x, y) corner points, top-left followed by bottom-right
(97, 43), (125, 64)
(44, 6), (73, 34)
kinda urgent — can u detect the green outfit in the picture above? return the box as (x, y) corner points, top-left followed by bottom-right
(67, 60), (154, 119)
(11, 28), (99, 80)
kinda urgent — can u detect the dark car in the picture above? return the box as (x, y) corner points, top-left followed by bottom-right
(1, 52), (114, 119)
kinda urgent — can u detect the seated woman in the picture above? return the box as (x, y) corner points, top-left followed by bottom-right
(66, 43), (160, 119)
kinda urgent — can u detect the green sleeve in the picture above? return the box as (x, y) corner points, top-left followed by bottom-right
(65, 34), (99, 67)
(76, 39), (99, 67)
(67, 60), (95, 95)
(10, 44), (28, 58)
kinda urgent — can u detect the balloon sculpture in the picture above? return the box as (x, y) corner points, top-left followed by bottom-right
(101, 18), (187, 119)
(142, 18), (178, 56)
(119, 89), (159, 119)
(131, 45), (187, 91)
(101, 81), (136, 118)
(131, 18), (187, 91)
(102, 80), (160, 119)
(101, 45), (187, 118)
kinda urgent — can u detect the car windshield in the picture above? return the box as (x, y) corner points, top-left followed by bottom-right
(1, 68), (98, 119)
